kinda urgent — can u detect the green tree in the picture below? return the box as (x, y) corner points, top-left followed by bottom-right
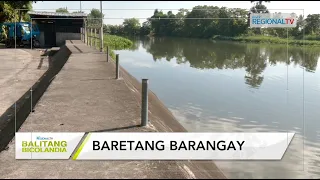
(304, 14), (320, 35)
(56, 7), (68, 13)
(103, 24), (109, 34)
(0, 2), (18, 22)
(140, 21), (151, 35)
(286, 15), (304, 38)
(87, 8), (104, 28)
(250, 1), (270, 5)
(250, 1), (269, 14)
(123, 18), (140, 35)
(72, 11), (84, 13)
(1, 24), (8, 42)
(149, 9), (168, 36)
(249, 1), (270, 35)
(2, 1), (36, 22)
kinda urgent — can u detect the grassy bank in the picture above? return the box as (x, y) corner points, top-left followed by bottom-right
(212, 35), (320, 46)
(92, 34), (133, 59)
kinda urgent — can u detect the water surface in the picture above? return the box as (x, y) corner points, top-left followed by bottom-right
(115, 37), (320, 179)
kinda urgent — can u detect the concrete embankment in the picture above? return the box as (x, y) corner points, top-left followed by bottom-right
(0, 40), (226, 179)
(0, 48), (61, 151)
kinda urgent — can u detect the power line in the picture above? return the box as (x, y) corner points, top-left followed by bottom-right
(16, 8), (305, 11)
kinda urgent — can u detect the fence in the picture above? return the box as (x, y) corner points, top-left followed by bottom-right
(80, 27), (101, 50)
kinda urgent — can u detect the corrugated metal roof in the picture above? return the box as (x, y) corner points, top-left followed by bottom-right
(28, 11), (87, 17)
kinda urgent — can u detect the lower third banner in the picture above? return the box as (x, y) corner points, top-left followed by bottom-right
(15, 132), (294, 160)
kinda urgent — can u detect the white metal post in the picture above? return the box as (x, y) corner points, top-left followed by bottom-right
(100, 1), (103, 52)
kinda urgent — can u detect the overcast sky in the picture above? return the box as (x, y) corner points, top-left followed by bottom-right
(32, 1), (315, 25)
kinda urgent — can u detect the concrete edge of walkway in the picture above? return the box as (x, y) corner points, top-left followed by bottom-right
(0, 45), (72, 152)
(108, 53), (227, 179)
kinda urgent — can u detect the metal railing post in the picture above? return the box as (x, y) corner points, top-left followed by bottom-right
(84, 19), (87, 44)
(106, 46), (109, 62)
(141, 79), (149, 127)
(80, 28), (83, 42)
(100, 28), (103, 52)
(86, 28), (89, 46)
(83, 28), (85, 42)
(90, 28), (93, 47)
(100, 1), (103, 52)
(82, 28), (86, 43)
(84, 28), (86, 43)
(116, 54), (119, 79)
(85, 28), (87, 44)
(94, 28), (97, 49)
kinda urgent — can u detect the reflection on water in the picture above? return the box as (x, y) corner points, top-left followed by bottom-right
(115, 37), (320, 179)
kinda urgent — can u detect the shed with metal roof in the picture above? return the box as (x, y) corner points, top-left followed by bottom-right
(28, 11), (87, 47)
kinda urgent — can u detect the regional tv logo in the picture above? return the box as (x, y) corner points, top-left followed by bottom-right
(36, 136), (53, 140)
(250, 13), (297, 28)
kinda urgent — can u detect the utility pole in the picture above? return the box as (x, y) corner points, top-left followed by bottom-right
(100, 1), (103, 52)
(81, 1), (85, 43)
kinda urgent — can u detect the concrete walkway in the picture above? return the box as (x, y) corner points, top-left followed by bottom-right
(0, 41), (226, 179)
(0, 48), (48, 116)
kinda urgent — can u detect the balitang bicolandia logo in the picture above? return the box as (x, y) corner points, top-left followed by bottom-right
(22, 136), (67, 153)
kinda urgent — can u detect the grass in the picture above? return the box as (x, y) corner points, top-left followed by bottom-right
(301, 34), (320, 41)
(212, 35), (320, 46)
(90, 34), (133, 59)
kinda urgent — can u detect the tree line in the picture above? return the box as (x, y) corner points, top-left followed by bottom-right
(104, 2), (320, 40)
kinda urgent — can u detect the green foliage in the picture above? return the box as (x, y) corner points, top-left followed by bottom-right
(0, 25), (7, 41)
(73, 11), (83, 13)
(90, 34), (133, 60)
(140, 21), (151, 36)
(0, 1), (35, 22)
(56, 7), (68, 13)
(4, 1), (34, 21)
(106, 6), (251, 38)
(87, 9), (103, 28)
(0, 2), (19, 22)
(103, 34), (133, 50)
(304, 14), (320, 35)
(123, 18), (140, 35)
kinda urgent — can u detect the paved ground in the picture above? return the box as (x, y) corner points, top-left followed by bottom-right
(0, 48), (49, 116)
(0, 41), (226, 179)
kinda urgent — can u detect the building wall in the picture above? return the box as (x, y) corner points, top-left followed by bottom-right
(56, 32), (81, 47)
(31, 16), (84, 48)
(39, 32), (45, 47)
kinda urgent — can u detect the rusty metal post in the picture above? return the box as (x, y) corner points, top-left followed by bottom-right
(116, 54), (119, 79)
(84, 18), (87, 43)
(106, 46), (109, 62)
(86, 28), (89, 46)
(141, 79), (149, 126)
(90, 28), (93, 47)
(94, 28), (97, 49)
(80, 28), (83, 42)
